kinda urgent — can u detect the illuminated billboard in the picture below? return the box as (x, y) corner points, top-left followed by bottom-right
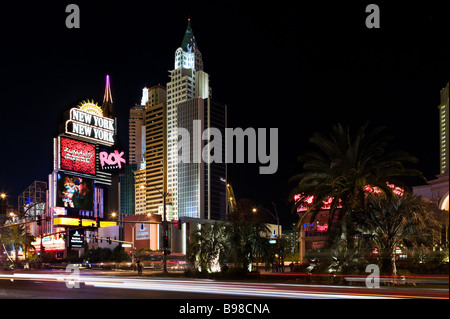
(69, 229), (85, 248)
(60, 137), (96, 175)
(56, 173), (94, 211)
(31, 235), (65, 252)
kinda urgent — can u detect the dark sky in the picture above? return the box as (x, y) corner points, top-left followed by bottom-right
(1, 1), (448, 228)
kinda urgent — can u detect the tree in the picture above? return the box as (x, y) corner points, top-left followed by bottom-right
(188, 222), (230, 273)
(289, 123), (422, 261)
(290, 123), (422, 228)
(0, 225), (35, 263)
(352, 192), (442, 275)
(226, 199), (271, 271)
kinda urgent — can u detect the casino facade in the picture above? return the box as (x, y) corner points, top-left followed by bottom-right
(35, 76), (122, 259)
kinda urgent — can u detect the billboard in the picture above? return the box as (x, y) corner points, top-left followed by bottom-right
(56, 173), (94, 211)
(60, 137), (96, 175)
(136, 223), (150, 240)
(69, 229), (85, 248)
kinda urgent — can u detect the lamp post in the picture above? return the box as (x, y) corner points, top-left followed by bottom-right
(146, 183), (169, 274)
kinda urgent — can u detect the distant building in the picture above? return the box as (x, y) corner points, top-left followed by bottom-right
(283, 228), (301, 258)
(413, 83), (449, 213)
(134, 168), (147, 215)
(439, 83), (449, 174)
(119, 164), (137, 216)
(129, 104), (146, 166)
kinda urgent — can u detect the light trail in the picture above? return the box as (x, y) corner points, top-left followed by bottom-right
(0, 272), (447, 299)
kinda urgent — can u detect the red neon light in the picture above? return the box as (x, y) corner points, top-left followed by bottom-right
(295, 195), (342, 212)
(295, 183), (404, 212)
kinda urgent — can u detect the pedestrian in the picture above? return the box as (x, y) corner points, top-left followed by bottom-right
(136, 259), (143, 275)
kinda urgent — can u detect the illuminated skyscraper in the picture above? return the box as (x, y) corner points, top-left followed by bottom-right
(166, 19), (206, 221)
(439, 82), (449, 174)
(413, 83), (449, 214)
(177, 97), (226, 220)
(129, 104), (146, 166)
(119, 88), (148, 216)
(145, 85), (168, 215)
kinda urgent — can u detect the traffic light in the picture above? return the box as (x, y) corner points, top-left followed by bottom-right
(163, 235), (168, 248)
(78, 218), (82, 226)
(95, 217), (100, 228)
(177, 220), (182, 230)
(36, 215), (41, 226)
(108, 237), (112, 244)
(95, 236), (98, 243)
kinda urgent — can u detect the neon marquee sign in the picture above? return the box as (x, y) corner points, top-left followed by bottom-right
(65, 106), (116, 146)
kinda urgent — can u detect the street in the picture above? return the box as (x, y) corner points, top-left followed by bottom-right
(0, 269), (447, 300)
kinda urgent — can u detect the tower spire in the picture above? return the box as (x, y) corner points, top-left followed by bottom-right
(102, 75), (114, 118)
(103, 74), (113, 103)
(181, 18), (196, 53)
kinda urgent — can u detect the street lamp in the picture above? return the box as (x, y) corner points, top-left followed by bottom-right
(261, 203), (282, 270)
(145, 182), (170, 274)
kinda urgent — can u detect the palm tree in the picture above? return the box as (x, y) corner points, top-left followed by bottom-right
(290, 123), (422, 235)
(226, 199), (271, 271)
(0, 225), (35, 263)
(188, 222), (230, 273)
(352, 192), (441, 275)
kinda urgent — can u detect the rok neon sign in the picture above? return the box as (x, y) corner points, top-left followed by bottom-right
(99, 149), (126, 171)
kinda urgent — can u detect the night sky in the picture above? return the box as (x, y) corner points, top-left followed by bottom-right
(1, 1), (448, 228)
